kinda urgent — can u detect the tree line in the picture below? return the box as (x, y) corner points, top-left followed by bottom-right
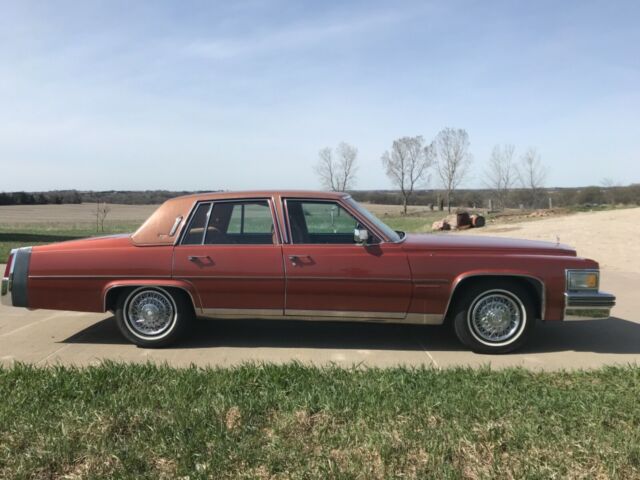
(317, 128), (475, 213)
(351, 185), (640, 210)
(2, 185), (636, 209)
(315, 128), (636, 212)
(0, 190), (211, 206)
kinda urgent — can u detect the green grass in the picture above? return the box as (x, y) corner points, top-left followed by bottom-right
(1, 363), (639, 479)
(382, 211), (489, 233)
(0, 223), (139, 261)
(383, 214), (444, 233)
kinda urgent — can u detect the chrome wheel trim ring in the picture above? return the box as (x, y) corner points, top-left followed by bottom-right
(467, 289), (527, 347)
(124, 287), (178, 340)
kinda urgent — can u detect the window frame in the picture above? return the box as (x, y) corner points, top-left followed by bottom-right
(282, 198), (386, 246)
(178, 197), (281, 246)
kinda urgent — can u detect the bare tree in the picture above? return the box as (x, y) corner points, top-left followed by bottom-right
(433, 128), (472, 212)
(335, 142), (358, 191)
(484, 144), (516, 209)
(314, 142), (358, 191)
(381, 136), (434, 214)
(600, 178), (621, 188)
(315, 147), (337, 190)
(600, 177), (620, 205)
(517, 147), (547, 208)
(96, 201), (111, 232)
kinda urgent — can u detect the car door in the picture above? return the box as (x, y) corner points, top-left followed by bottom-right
(281, 198), (412, 319)
(172, 199), (285, 316)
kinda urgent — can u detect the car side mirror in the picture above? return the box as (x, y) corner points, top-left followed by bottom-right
(354, 228), (369, 245)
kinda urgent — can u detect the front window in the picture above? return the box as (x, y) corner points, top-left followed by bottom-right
(287, 200), (378, 244)
(344, 197), (402, 242)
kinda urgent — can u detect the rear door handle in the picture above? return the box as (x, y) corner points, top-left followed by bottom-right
(188, 255), (211, 262)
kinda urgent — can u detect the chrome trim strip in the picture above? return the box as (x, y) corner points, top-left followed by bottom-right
(169, 216), (183, 237)
(563, 291), (615, 321)
(268, 195), (283, 244)
(285, 309), (406, 319)
(201, 308), (284, 317)
(405, 313), (445, 325)
(442, 273), (546, 321)
(173, 275), (282, 281)
(287, 276), (410, 283)
(174, 199), (200, 246)
(171, 275), (408, 283)
(103, 284), (200, 313)
(564, 308), (612, 321)
(273, 194), (288, 244)
(31, 275), (173, 279)
(202, 202), (214, 245)
(1, 248), (17, 307)
(198, 308), (443, 325)
(177, 201), (212, 246)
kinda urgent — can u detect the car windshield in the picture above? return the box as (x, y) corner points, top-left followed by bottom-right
(345, 197), (403, 242)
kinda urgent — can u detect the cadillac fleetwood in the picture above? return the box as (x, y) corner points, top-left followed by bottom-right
(1, 191), (615, 353)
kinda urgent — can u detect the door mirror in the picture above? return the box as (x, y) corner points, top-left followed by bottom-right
(354, 228), (369, 245)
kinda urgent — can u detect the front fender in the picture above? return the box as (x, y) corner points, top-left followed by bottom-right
(446, 270), (546, 320)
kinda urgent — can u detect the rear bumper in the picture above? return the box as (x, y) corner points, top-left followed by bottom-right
(1, 247), (31, 308)
(564, 291), (616, 321)
(0, 276), (11, 306)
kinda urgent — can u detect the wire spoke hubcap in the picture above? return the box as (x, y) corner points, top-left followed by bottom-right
(470, 292), (523, 343)
(126, 290), (175, 337)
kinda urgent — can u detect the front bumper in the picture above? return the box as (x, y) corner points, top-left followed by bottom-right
(564, 291), (616, 320)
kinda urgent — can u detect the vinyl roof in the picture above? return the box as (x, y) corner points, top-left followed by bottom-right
(130, 190), (350, 245)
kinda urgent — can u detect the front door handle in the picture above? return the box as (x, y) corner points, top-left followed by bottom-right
(288, 254), (311, 266)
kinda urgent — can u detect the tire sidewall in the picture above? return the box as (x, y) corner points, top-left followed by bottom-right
(453, 281), (536, 354)
(115, 287), (191, 348)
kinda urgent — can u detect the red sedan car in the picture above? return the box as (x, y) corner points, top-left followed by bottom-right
(1, 191), (615, 353)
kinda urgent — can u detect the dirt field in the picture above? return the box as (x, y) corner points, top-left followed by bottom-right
(465, 207), (640, 273)
(0, 202), (445, 227)
(0, 203), (157, 226)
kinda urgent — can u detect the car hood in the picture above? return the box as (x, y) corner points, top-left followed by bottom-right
(401, 233), (576, 256)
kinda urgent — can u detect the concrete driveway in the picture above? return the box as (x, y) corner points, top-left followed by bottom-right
(1, 265), (638, 370)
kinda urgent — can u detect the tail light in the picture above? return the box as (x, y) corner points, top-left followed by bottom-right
(4, 252), (14, 278)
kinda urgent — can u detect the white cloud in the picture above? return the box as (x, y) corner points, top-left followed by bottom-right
(183, 9), (411, 60)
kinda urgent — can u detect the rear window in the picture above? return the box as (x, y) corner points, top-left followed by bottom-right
(181, 203), (211, 245)
(181, 200), (275, 245)
(205, 201), (274, 244)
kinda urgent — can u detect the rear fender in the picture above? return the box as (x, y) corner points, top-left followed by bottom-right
(102, 279), (202, 313)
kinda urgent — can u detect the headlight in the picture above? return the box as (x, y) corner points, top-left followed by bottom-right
(566, 270), (599, 291)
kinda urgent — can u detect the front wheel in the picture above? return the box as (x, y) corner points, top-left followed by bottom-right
(115, 287), (193, 348)
(452, 281), (536, 354)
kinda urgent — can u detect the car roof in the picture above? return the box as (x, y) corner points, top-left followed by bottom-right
(170, 190), (350, 202)
(130, 190), (351, 246)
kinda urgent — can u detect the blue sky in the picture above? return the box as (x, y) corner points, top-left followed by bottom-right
(0, 0), (638, 191)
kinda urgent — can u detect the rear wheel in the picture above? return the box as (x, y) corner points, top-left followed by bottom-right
(115, 287), (193, 347)
(452, 280), (536, 354)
